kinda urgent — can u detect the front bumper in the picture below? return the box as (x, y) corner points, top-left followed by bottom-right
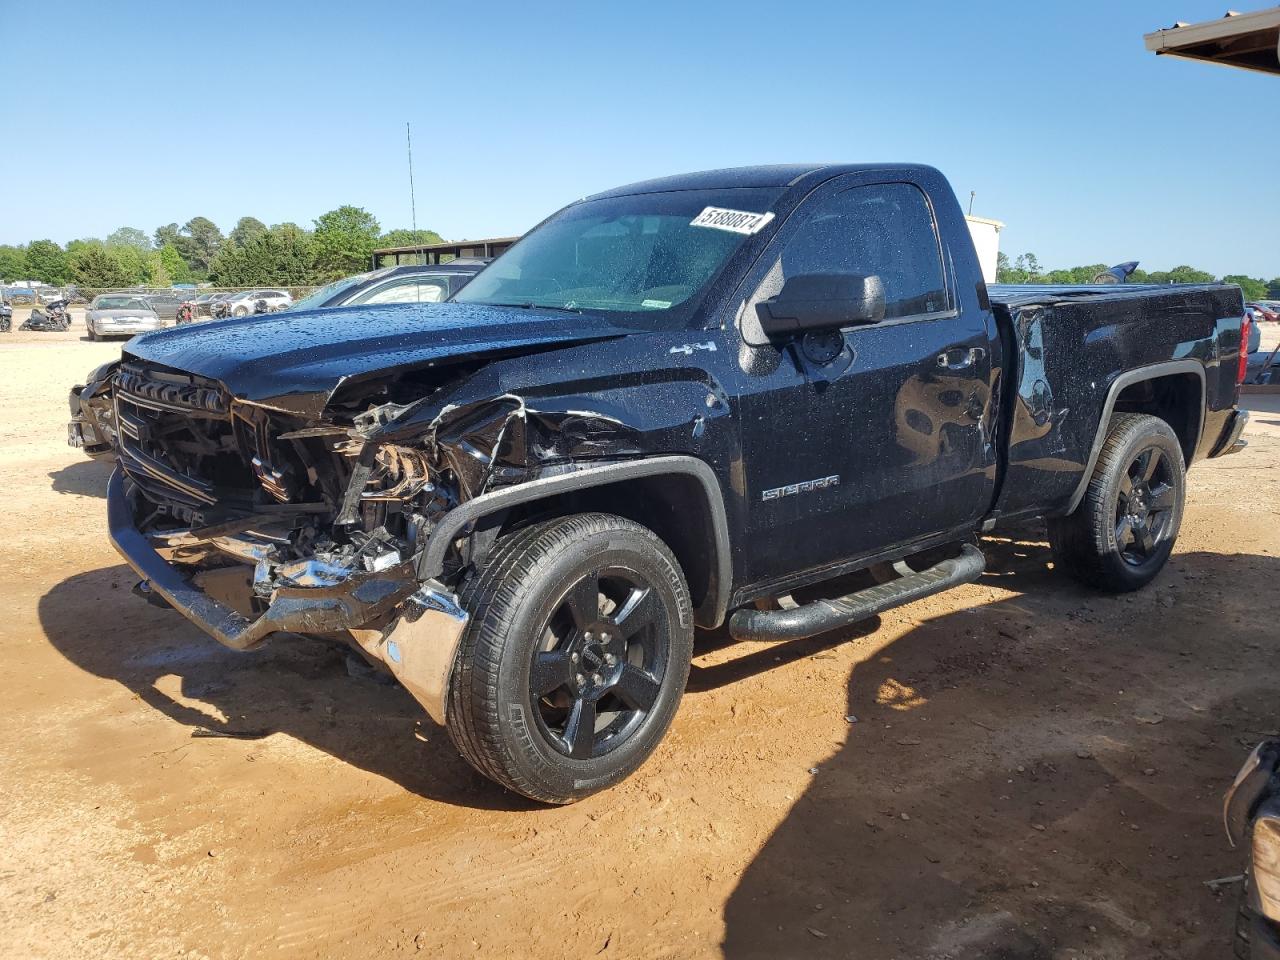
(94, 320), (162, 336)
(107, 467), (469, 723)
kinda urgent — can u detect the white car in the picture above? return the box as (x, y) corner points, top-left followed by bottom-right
(86, 294), (163, 340)
(221, 289), (293, 317)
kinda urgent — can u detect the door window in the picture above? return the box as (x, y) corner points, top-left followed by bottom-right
(772, 182), (949, 320)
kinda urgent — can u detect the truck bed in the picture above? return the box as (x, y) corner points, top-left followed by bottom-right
(985, 282), (1245, 523)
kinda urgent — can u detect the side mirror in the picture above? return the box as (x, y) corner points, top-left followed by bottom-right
(757, 273), (885, 336)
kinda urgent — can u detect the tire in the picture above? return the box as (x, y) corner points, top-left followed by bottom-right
(233, 306), (248, 317)
(1047, 412), (1185, 592)
(87, 325), (98, 341)
(446, 513), (694, 803)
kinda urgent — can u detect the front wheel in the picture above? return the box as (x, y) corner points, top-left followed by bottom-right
(446, 513), (693, 803)
(1047, 412), (1186, 592)
(233, 306), (248, 317)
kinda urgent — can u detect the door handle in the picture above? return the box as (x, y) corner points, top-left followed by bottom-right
(936, 347), (986, 371)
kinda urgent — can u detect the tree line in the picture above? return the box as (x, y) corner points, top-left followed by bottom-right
(0, 207), (443, 289)
(997, 252), (1280, 301)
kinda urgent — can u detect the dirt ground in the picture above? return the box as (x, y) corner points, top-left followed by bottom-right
(2, 315), (1279, 960)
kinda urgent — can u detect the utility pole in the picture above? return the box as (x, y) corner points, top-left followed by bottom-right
(406, 122), (418, 239)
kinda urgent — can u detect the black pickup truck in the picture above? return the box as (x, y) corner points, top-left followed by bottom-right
(101, 164), (1249, 803)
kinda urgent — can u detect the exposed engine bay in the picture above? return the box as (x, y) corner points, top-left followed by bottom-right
(112, 357), (640, 622)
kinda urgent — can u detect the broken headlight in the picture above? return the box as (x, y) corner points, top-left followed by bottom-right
(362, 443), (432, 502)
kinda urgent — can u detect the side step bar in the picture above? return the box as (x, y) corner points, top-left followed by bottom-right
(728, 543), (986, 643)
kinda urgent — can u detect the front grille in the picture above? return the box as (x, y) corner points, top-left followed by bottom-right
(116, 362), (249, 508)
(117, 363), (228, 415)
(115, 362), (343, 516)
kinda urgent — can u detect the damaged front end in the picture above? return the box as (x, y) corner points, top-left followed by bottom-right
(107, 358), (638, 724)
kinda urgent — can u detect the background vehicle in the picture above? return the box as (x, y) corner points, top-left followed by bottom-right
(6, 288), (36, 305)
(137, 291), (183, 323)
(191, 292), (222, 317)
(85, 294), (162, 340)
(221, 289), (292, 316)
(37, 288), (64, 304)
(1225, 742), (1280, 960)
(67, 362), (118, 458)
(20, 299), (71, 331)
(1248, 301), (1280, 323)
(101, 163), (1247, 804)
(289, 260), (489, 311)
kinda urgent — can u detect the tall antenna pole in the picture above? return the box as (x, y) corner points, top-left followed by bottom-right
(968, 190), (975, 216)
(406, 122), (418, 239)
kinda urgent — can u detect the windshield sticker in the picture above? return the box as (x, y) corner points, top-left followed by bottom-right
(690, 207), (775, 236)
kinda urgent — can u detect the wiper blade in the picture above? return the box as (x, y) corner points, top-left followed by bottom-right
(479, 301), (583, 314)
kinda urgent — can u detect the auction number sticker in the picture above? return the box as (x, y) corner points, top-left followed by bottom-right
(689, 207), (775, 235)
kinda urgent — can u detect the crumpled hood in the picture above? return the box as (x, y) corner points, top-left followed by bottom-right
(124, 301), (643, 417)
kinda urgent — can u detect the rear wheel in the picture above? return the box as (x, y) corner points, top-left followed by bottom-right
(233, 306), (248, 317)
(446, 513), (693, 803)
(1048, 412), (1185, 592)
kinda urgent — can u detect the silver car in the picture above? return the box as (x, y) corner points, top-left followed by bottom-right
(86, 294), (163, 340)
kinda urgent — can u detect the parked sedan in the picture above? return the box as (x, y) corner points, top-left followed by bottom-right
(85, 294), (162, 340)
(288, 260), (488, 311)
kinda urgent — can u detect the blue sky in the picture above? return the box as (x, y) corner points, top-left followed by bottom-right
(2, 0), (1276, 277)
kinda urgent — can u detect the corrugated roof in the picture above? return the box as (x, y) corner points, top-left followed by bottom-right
(1144, 6), (1280, 75)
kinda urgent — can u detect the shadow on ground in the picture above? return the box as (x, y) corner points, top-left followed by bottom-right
(48, 457), (114, 498)
(722, 535), (1275, 960)
(38, 564), (527, 811)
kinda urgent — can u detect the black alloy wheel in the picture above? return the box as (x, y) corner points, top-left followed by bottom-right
(530, 567), (670, 761)
(446, 513), (693, 803)
(1048, 412), (1185, 592)
(1114, 445), (1177, 566)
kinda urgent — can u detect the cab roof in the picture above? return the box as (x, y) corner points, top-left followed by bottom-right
(585, 163), (941, 200)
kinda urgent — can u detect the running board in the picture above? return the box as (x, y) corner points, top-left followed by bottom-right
(728, 543), (986, 643)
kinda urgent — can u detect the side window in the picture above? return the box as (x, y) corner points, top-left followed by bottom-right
(777, 182), (948, 320)
(352, 278), (450, 306)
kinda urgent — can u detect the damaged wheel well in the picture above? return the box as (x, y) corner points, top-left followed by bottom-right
(416, 456), (731, 630)
(502, 472), (723, 627)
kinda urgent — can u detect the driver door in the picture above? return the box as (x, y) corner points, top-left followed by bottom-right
(735, 176), (997, 588)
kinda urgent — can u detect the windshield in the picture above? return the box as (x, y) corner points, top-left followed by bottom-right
(95, 296), (149, 311)
(452, 187), (781, 326)
(290, 270), (387, 311)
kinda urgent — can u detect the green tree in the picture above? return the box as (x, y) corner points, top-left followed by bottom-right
(25, 240), (68, 284)
(1267, 279), (1280, 300)
(209, 225), (317, 285)
(109, 245), (149, 284)
(69, 244), (133, 287)
(313, 205), (380, 280)
(0, 245), (27, 281)
(176, 216), (225, 276)
(154, 223), (182, 248)
(1223, 275), (1267, 301)
(158, 242), (192, 283)
(229, 216), (268, 247)
(107, 226), (152, 251)
(379, 228), (444, 248)
(1145, 265), (1215, 285)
